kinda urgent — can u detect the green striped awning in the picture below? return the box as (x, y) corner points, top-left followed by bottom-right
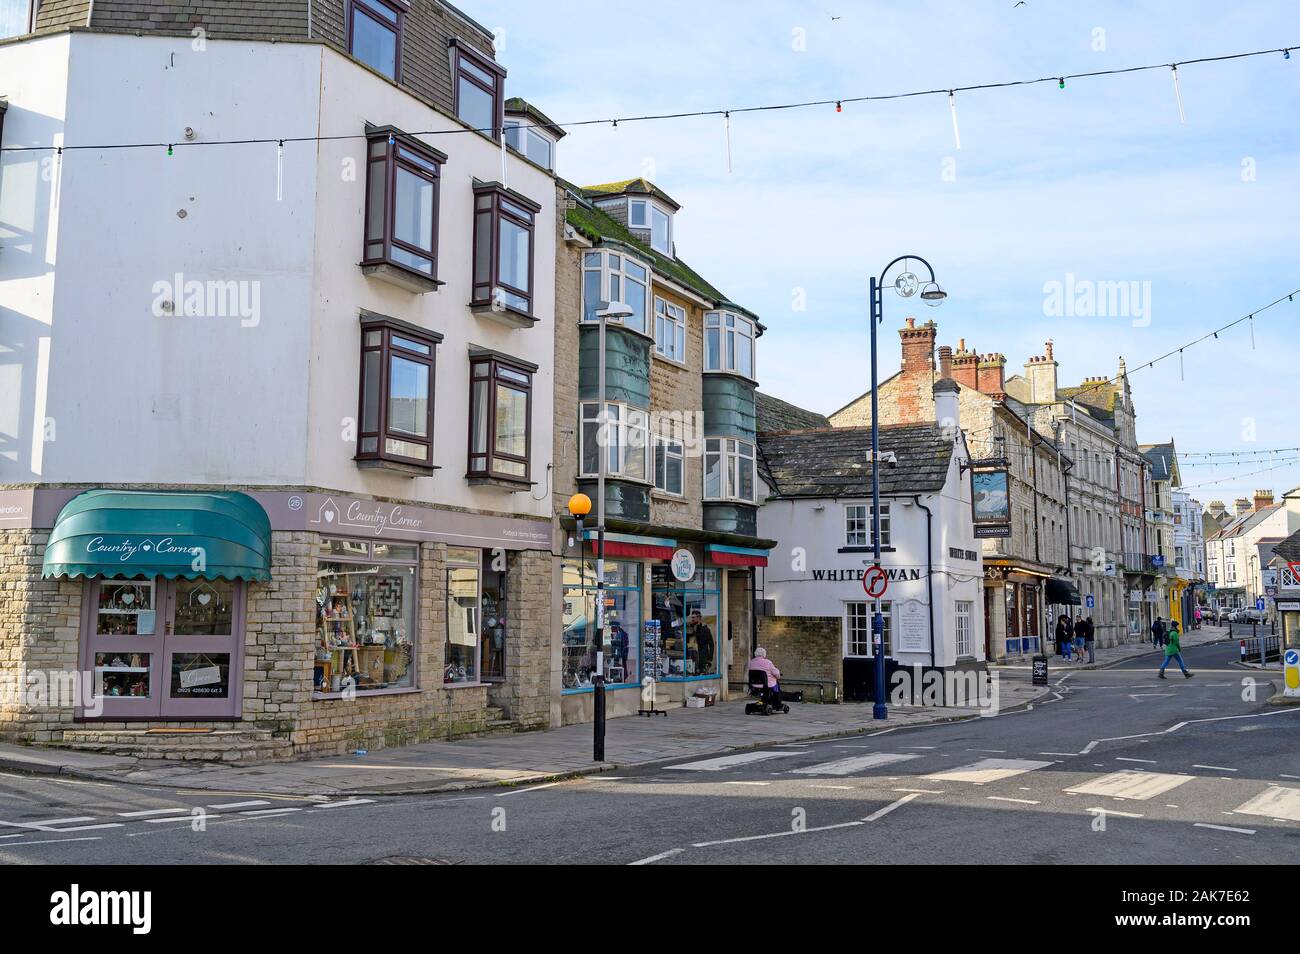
(41, 490), (272, 582)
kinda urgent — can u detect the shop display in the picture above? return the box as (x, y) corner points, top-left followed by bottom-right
(94, 651), (151, 698)
(561, 559), (640, 689)
(651, 565), (720, 679)
(96, 581), (155, 636)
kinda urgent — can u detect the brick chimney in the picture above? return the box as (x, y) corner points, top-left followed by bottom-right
(937, 344), (953, 379)
(1234, 498), (1252, 516)
(1253, 489), (1275, 511)
(976, 353), (1007, 397)
(1024, 341), (1058, 404)
(900, 317), (937, 374)
(951, 338), (980, 390)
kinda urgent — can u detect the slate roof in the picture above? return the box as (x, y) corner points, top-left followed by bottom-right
(582, 177), (681, 211)
(504, 97), (566, 138)
(1140, 441), (1177, 482)
(758, 423), (954, 499)
(1275, 529), (1300, 563)
(755, 391), (829, 432)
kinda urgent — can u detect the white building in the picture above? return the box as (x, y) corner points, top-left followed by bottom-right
(755, 379), (986, 703)
(0, 3), (560, 757)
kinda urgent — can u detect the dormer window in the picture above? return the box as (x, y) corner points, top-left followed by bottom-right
(347, 0), (405, 80)
(504, 120), (555, 171)
(452, 40), (506, 140)
(629, 199), (672, 255)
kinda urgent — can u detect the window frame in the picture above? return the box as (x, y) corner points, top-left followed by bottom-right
(451, 40), (506, 140)
(845, 600), (892, 657)
(467, 351), (534, 483)
(356, 317), (440, 471)
(628, 198), (673, 255)
(955, 600), (974, 657)
(445, 548), (483, 685)
(653, 295), (687, 363)
(471, 182), (541, 318)
(346, 0), (405, 81)
(579, 401), (649, 482)
(504, 119), (555, 171)
(361, 128), (446, 284)
(581, 250), (650, 334)
(704, 310), (757, 379)
(703, 437), (757, 504)
(653, 432), (685, 496)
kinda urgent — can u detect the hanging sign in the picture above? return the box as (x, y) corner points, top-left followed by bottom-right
(863, 565), (889, 599)
(971, 468), (1012, 538)
(179, 665), (222, 690)
(670, 548), (696, 582)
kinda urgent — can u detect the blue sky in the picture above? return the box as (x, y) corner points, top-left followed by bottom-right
(469, 0), (1300, 505)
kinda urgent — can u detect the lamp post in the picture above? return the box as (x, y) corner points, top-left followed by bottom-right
(567, 492), (597, 755)
(868, 257), (946, 719)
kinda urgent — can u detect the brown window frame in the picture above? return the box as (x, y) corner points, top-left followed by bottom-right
(470, 182), (540, 317)
(356, 317), (440, 471)
(346, 0), (406, 81)
(451, 39), (506, 140)
(467, 352), (534, 483)
(362, 127), (446, 284)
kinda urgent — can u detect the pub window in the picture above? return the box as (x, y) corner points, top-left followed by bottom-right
(362, 128), (446, 284)
(357, 319), (439, 470)
(471, 183), (540, 317)
(347, 0), (404, 80)
(846, 601), (892, 657)
(452, 41), (505, 140)
(468, 352), (533, 482)
(845, 503), (890, 547)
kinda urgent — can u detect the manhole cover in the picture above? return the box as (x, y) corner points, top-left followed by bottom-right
(368, 856), (456, 865)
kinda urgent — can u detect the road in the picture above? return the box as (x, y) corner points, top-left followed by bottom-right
(1, 640), (1296, 865)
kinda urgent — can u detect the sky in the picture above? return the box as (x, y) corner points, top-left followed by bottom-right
(466, 0), (1300, 507)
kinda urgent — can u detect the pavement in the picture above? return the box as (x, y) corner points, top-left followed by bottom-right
(0, 626), (1235, 798)
(0, 639), (1292, 864)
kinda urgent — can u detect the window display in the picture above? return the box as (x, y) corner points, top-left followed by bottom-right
(94, 651), (152, 699)
(480, 553), (507, 682)
(445, 548), (481, 684)
(316, 538), (417, 694)
(650, 565), (719, 678)
(562, 559), (640, 690)
(96, 580), (156, 636)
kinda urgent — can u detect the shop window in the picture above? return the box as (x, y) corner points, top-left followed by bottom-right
(357, 318), (439, 471)
(315, 538), (417, 695)
(480, 552), (507, 682)
(471, 182), (540, 318)
(452, 40), (506, 139)
(650, 565), (719, 679)
(362, 128), (445, 287)
(446, 548), (481, 684)
(347, 0), (404, 80)
(581, 250), (649, 333)
(845, 600), (892, 657)
(580, 402), (649, 481)
(704, 438), (755, 503)
(468, 352), (533, 482)
(563, 559), (641, 690)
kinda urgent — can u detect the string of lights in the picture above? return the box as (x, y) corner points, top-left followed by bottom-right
(1, 42), (1295, 154)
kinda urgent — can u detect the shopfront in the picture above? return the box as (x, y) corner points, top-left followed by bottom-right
(983, 562), (1048, 660)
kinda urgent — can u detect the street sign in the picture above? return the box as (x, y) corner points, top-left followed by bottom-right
(1256, 597), (1266, 612)
(1151, 555), (1165, 568)
(1085, 594), (1095, 609)
(863, 564), (889, 599)
(1284, 649), (1300, 698)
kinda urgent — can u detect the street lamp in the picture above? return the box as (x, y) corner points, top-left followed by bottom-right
(869, 256), (945, 720)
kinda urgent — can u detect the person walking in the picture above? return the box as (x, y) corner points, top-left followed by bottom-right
(1073, 615), (1088, 664)
(1055, 615), (1071, 659)
(1083, 616), (1096, 664)
(1150, 616), (1166, 648)
(1158, 620), (1193, 679)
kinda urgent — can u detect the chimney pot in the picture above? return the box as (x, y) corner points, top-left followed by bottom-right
(1045, 339), (1054, 360)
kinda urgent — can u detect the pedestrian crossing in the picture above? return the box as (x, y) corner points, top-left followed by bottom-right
(1064, 770), (1193, 800)
(927, 758), (1054, 784)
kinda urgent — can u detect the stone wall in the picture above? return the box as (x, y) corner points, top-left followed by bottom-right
(756, 615), (842, 698)
(486, 547), (553, 729)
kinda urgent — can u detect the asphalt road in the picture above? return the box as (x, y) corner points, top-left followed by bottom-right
(1, 640), (1296, 865)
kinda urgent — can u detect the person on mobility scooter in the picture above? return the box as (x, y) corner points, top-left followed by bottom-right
(745, 646), (790, 715)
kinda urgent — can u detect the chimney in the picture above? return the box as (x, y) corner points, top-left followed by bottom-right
(1207, 500), (1226, 519)
(976, 352), (1006, 397)
(1234, 498), (1251, 516)
(1253, 489), (1275, 511)
(900, 317), (937, 374)
(937, 345), (953, 379)
(951, 339), (979, 390)
(1024, 341), (1058, 404)
(933, 377), (961, 434)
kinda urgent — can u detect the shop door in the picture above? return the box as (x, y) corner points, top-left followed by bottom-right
(81, 577), (244, 720)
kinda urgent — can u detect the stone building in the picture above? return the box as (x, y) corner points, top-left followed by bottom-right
(0, 1), (559, 758)
(551, 178), (774, 723)
(828, 320), (1069, 661)
(1206, 489), (1300, 618)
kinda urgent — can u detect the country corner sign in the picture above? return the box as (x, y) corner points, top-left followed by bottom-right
(971, 467), (1012, 538)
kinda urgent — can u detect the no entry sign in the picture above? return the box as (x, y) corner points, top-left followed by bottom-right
(863, 564), (889, 599)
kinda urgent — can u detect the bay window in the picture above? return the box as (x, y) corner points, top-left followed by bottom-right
(362, 127), (445, 286)
(580, 402), (648, 481)
(581, 250), (649, 334)
(357, 317), (439, 471)
(654, 296), (686, 362)
(468, 350), (534, 482)
(452, 40), (505, 139)
(347, 0), (404, 80)
(704, 311), (756, 378)
(472, 182), (540, 318)
(704, 438), (756, 503)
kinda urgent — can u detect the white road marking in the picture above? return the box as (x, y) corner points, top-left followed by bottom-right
(117, 808), (188, 817)
(1193, 765), (1237, 772)
(146, 814), (219, 824)
(893, 788), (945, 794)
(499, 782), (565, 796)
(1280, 775), (1300, 781)
(1194, 822), (1256, 835)
(692, 820), (863, 847)
(1115, 757), (1157, 764)
(901, 746), (936, 750)
(966, 748), (1007, 754)
(1066, 771), (1194, 800)
(44, 823), (123, 832)
(19, 816), (95, 827)
(929, 758), (1054, 784)
(791, 753), (919, 776)
(1080, 706), (1300, 756)
(723, 781), (770, 786)
(1086, 808), (1144, 819)
(1039, 752), (1079, 757)
(207, 800), (270, 810)
(1232, 786), (1300, 823)
(810, 785), (855, 790)
(987, 796), (1039, 805)
(630, 848), (684, 865)
(239, 808), (302, 817)
(864, 793), (921, 821)
(665, 751), (800, 772)
(312, 798), (376, 809)
(1, 836), (102, 847)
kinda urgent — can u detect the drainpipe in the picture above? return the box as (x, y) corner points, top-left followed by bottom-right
(913, 495), (937, 667)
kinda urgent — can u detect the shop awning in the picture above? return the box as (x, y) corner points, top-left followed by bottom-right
(706, 544), (769, 568)
(41, 490), (273, 582)
(581, 529), (675, 561)
(1046, 577), (1081, 605)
